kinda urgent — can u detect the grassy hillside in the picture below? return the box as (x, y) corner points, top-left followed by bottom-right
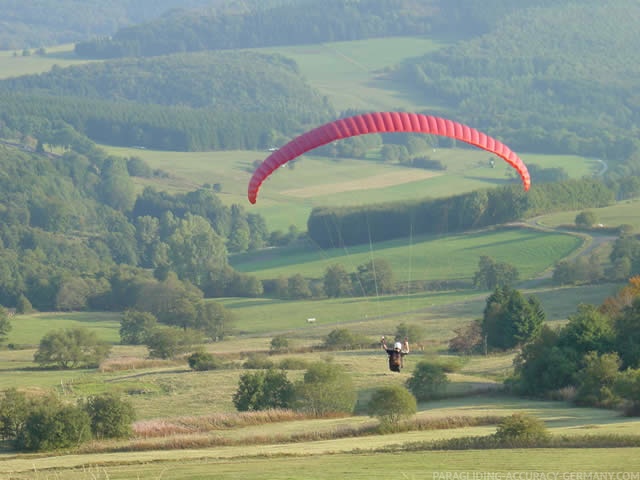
(230, 227), (583, 283)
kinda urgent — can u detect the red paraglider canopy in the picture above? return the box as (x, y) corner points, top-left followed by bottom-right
(248, 112), (530, 204)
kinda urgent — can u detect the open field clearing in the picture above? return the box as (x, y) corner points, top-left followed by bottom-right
(0, 44), (94, 79)
(255, 36), (447, 112)
(231, 227), (583, 283)
(103, 142), (597, 232)
(536, 198), (640, 231)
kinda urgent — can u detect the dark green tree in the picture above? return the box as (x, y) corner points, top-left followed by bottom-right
(473, 256), (519, 290)
(367, 385), (417, 431)
(323, 263), (352, 298)
(406, 360), (449, 401)
(16, 403), (91, 452)
(352, 258), (394, 296)
(575, 210), (598, 228)
(232, 368), (295, 412)
(574, 351), (621, 407)
(295, 362), (356, 416)
(615, 297), (640, 368)
(84, 392), (135, 439)
(33, 327), (111, 369)
(482, 286), (545, 350)
(119, 310), (157, 345)
(0, 307), (12, 345)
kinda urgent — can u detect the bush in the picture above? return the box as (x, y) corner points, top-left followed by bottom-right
(16, 403), (91, 451)
(34, 327), (111, 369)
(493, 414), (550, 444)
(277, 357), (310, 370)
(367, 385), (417, 431)
(295, 362), (357, 416)
(188, 351), (224, 371)
(406, 360), (449, 401)
(243, 353), (274, 369)
(233, 369), (295, 412)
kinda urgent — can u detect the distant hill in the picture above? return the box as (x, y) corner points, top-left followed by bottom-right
(0, 0), (232, 50)
(74, 0), (439, 59)
(391, 0), (640, 160)
(0, 51), (334, 151)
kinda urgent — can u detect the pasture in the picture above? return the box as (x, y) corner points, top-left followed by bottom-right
(231, 227), (583, 283)
(536, 198), (640, 231)
(0, 44), (93, 79)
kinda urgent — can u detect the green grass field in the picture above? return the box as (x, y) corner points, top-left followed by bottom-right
(0, 44), (95, 79)
(255, 36), (447, 112)
(536, 198), (640, 231)
(231, 227), (583, 283)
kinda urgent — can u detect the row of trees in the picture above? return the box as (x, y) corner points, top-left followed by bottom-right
(307, 178), (614, 248)
(0, 389), (135, 451)
(74, 0), (436, 59)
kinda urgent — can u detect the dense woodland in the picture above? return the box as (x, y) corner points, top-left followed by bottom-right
(0, 0), (288, 50)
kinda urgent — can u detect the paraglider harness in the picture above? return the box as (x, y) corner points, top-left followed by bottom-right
(381, 337), (409, 372)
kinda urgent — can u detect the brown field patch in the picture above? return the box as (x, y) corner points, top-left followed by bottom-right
(281, 169), (442, 197)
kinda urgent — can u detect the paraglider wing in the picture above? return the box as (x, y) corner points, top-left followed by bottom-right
(247, 112), (530, 204)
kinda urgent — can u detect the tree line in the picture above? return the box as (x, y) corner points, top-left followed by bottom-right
(307, 178), (615, 248)
(73, 0), (438, 59)
(0, 51), (333, 152)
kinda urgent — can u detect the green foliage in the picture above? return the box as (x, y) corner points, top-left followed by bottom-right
(352, 258), (394, 296)
(493, 414), (550, 444)
(187, 351), (223, 371)
(323, 264), (352, 298)
(119, 310), (157, 345)
(73, 0), (436, 59)
(16, 402), (91, 452)
(243, 353), (275, 370)
(196, 301), (236, 342)
(0, 388), (30, 441)
(394, 322), (424, 344)
(84, 392), (135, 439)
(0, 307), (11, 344)
(406, 360), (449, 401)
(614, 367), (640, 416)
(574, 352), (621, 407)
(33, 327), (111, 369)
(232, 368), (295, 412)
(367, 385), (417, 430)
(575, 211), (598, 228)
(473, 255), (519, 290)
(145, 327), (197, 359)
(295, 361), (356, 416)
(512, 325), (577, 395)
(614, 297), (640, 368)
(323, 328), (368, 350)
(448, 320), (483, 355)
(482, 286), (545, 350)
(308, 179), (613, 248)
(270, 335), (290, 353)
(15, 294), (33, 314)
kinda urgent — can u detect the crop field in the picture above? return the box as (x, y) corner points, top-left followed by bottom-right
(0, 44), (94, 79)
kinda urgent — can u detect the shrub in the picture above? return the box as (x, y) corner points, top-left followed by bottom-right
(295, 362), (357, 416)
(277, 357), (310, 370)
(233, 369), (295, 412)
(188, 351), (224, 371)
(243, 353), (274, 369)
(493, 414), (550, 444)
(270, 335), (290, 352)
(16, 403), (91, 451)
(406, 360), (449, 401)
(367, 385), (417, 431)
(34, 327), (111, 369)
